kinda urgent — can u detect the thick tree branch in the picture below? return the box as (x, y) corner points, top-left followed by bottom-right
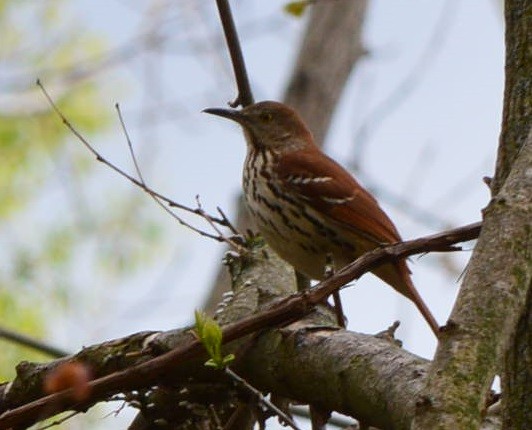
(0, 224), (481, 429)
(410, 1), (532, 428)
(491, 0), (531, 195)
(503, 275), (532, 430)
(499, 2), (532, 429)
(412, 133), (531, 429)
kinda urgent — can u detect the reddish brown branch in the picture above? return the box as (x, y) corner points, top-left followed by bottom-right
(0, 222), (481, 429)
(308, 221), (482, 303)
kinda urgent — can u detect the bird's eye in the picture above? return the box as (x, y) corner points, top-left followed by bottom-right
(259, 112), (273, 122)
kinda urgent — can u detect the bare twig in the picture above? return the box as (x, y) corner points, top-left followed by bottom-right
(0, 222), (481, 430)
(0, 326), (69, 359)
(115, 103), (242, 250)
(116, 102), (146, 184)
(217, 206), (240, 236)
(37, 80), (242, 246)
(224, 368), (301, 430)
(214, 0), (254, 107)
(194, 195), (239, 248)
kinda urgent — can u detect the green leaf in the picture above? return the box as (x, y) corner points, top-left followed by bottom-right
(222, 354), (235, 366)
(194, 310), (233, 370)
(204, 358), (218, 368)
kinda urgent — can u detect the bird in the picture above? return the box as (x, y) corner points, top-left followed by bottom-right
(204, 100), (439, 336)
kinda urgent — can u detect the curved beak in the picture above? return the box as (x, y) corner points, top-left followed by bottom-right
(202, 107), (246, 125)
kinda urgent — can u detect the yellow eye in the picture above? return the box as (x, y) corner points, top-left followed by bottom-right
(259, 112), (273, 122)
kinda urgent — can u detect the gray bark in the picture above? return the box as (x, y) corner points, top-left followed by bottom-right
(499, 2), (532, 428)
(411, 82), (532, 430)
(491, 0), (531, 195)
(411, 1), (532, 427)
(0, 241), (502, 430)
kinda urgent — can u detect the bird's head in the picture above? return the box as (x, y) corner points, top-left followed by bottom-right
(203, 101), (313, 151)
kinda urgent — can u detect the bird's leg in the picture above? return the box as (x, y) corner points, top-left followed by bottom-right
(296, 271), (311, 292)
(325, 254), (346, 328)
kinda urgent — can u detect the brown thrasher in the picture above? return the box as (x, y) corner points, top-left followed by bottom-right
(204, 101), (439, 336)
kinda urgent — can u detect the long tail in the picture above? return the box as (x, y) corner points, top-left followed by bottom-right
(401, 275), (440, 337)
(375, 261), (440, 337)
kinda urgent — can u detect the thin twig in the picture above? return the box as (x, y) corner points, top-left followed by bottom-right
(116, 102), (145, 184)
(195, 195), (242, 249)
(214, 0), (254, 107)
(36, 80), (242, 245)
(217, 206), (239, 236)
(308, 221), (481, 304)
(37, 79), (226, 224)
(0, 326), (69, 358)
(224, 368), (301, 430)
(115, 103), (237, 246)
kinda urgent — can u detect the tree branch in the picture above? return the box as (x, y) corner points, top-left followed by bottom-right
(412, 130), (532, 429)
(498, 4), (532, 428)
(37, 80), (242, 248)
(0, 223), (481, 429)
(491, 0), (532, 195)
(214, 0), (254, 107)
(410, 1), (532, 427)
(0, 327), (68, 359)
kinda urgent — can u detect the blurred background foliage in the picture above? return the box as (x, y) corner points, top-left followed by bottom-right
(0, 0), (164, 380)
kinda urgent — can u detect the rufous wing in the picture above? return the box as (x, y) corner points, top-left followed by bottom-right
(275, 147), (403, 247)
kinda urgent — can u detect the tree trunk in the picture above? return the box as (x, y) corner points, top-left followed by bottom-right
(412, 0), (532, 428)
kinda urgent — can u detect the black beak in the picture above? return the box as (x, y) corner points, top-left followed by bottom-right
(202, 107), (246, 124)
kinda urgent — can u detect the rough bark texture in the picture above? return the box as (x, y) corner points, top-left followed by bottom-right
(498, 2), (532, 429)
(0, 240), (503, 430)
(491, 0), (531, 195)
(503, 278), (532, 430)
(413, 37), (532, 429)
(203, 0), (368, 315)
(412, 142), (531, 429)
(239, 324), (428, 430)
(128, 242), (299, 430)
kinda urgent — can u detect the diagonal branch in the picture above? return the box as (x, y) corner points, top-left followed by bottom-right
(413, 134), (531, 429)
(0, 222), (480, 429)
